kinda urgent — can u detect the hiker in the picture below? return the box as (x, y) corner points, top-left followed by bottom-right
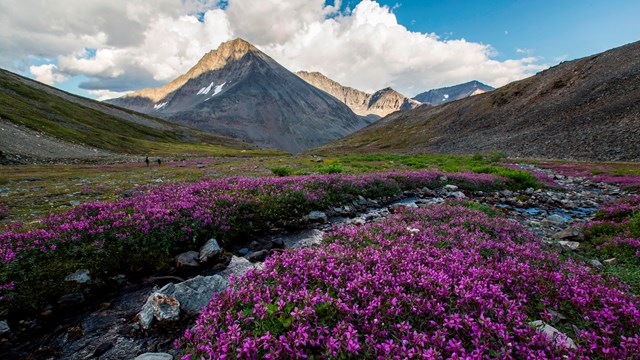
(145, 156), (150, 167)
(157, 158), (162, 166)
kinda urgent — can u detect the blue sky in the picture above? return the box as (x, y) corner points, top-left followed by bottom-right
(371, 0), (640, 63)
(2, 0), (639, 99)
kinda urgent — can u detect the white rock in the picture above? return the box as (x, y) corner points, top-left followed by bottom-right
(546, 214), (566, 225)
(449, 191), (466, 199)
(283, 229), (324, 249)
(65, 269), (91, 284)
(443, 184), (459, 191)
(0, 320), (9, 335)
(529, 320), (577, 349)
(220, 256), (256, 279)
(558, 241), (580, 251)
(135, 353), (173, 360)
(306, 211), (328, 223)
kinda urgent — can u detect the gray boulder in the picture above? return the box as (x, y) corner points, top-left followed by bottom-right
(553, 227), (585, 241)
(175, 251), (200, 269)
(199, 238), (222, 263)
(282, 229), (324, 249)
(306, 211), (328, 223)
(168, 275), (228, 315)
(220, 256), (256, 279)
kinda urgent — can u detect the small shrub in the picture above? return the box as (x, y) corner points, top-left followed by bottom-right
(319, 163), (345, 174)
(488, 151), (507, 163)
(471, 165), (539, 190)
(472, 152), (484, 161)
(270, 166), (292, 177)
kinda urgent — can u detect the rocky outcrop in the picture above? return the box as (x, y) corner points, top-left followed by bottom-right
(138, 275), (228, 329)
(296, 71), (423, 117)
(295, 71), (371, 115)
(367, 88), (423, 117)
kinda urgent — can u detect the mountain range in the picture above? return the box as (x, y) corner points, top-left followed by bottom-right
(295, 71), (423, 118)
(109, 39), (369, 153)
(2, 36), (638, 163)
(321, 40), (640, 161)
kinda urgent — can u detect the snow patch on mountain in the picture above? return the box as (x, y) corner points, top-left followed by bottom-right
(213, 82), (226, 96)
(197, 82), (215, 95)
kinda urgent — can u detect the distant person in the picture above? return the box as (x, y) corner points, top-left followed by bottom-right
(157, 158), (162, 166)
(145, 156), (150, 167)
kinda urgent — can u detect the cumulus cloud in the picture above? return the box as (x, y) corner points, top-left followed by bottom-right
(1, 0), (547, 99)
(28, 64), (68, 85)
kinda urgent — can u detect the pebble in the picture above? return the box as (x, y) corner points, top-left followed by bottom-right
(135, 353), (173, 360)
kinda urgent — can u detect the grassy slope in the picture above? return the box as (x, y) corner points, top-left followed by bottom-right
(318, 41), (640, 161)
(0, 69), (281, 157)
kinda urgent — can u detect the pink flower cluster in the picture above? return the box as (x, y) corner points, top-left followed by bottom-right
(0, 170), (504, 306)
(585, 196), (640, 264)
(181, 205), (640, 359)
(539, 163), (640, 189)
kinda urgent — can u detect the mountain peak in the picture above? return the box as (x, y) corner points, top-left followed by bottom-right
(126, 38), (261, 102)
(412, 80), (494, 105)
(198, 38), (258, 69)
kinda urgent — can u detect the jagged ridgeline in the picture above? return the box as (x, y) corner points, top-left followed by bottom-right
(109, 39), (369, 153)
(295, 71), (424, 117)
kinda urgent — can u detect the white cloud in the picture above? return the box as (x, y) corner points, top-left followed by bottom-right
(2, 0), (547, 99)
(29, 64), (67, 85)
(516, 48), (535, 56)
(86, 89), (133, 101)
(554, 54), (569, 63)
(260, 0), (547, 95)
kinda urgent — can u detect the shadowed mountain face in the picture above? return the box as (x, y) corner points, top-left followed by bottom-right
(109, 39), (367, 153)
(412, 80), (494, 105)
(321, 41), (640, 162)
(296, 71), (423, 117)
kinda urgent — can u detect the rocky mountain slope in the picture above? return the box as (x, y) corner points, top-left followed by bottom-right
(412, 80), (494, 105)
(295, 71), (371, 115)
(110, 39), (367, 153)
(321, 41), (640, 162)
(296, 71), (423, 117)
(0, 69), (257, 164)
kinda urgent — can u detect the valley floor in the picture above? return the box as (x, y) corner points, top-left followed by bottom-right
(1, 155), (639, 358)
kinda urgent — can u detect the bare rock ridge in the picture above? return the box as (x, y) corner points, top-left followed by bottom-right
(367, 87), (424, 117)
(323, 40), (640, 162)
(412, 80), (494, 105)
(110, 39), (367, 153)
(295, 71), (371, 115)
(126, 39), (259, 103)
(295, 71), (423, 117)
